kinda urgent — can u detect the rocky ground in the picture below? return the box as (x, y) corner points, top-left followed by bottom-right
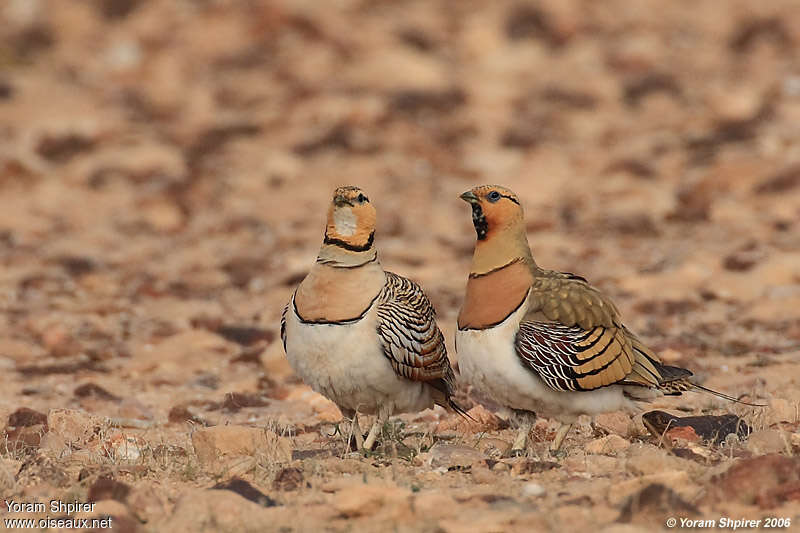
(1, 0), (799, 531)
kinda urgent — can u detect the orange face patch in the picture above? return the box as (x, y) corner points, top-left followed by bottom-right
(324, 186), (377, 251)
(461, 185), (523, 241)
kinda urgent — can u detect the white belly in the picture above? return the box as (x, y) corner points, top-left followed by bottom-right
(456, 299), (633, 422)
(283, 300), (435, 416)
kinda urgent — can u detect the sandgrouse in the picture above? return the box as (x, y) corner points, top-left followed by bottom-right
(282, 186), (460, 450)
(456, 185), (755, 453)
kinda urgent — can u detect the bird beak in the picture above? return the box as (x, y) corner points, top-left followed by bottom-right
(459, 190), (479, 204)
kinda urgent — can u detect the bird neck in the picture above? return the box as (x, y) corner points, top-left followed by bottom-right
(316, 242), (378, 268)
(295, 246), (385, 322)
(469, 225), (537, 276)
(459, 227), (539, 330)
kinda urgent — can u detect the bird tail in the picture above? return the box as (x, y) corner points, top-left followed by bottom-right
(655, 364), (766, 407)
(688, 382), (766, 407)
(628, 336), (766, 407)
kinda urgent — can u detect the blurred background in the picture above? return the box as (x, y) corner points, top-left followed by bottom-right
(0, 0), (798, 435)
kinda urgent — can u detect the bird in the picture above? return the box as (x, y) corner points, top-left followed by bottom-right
(282, 185), (462, 450)
(456, 184), (760, 454)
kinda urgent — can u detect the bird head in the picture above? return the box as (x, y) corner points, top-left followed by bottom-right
(459, 185), (524, 241)
(459, 185), (534, 274)
(324, 186), (376, 251)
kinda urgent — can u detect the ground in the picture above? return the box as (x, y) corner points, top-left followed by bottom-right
(1, 0), (799, 532)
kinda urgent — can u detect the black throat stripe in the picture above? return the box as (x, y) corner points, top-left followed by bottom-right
(323, 231), (375, 252)
(471, 203), (488, 240)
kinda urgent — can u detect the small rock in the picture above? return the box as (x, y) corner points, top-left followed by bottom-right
(767, 398), (798, 425)
(593, 412), (633, 437)
(618, 483), (699, 524)
(428, 443), (486, 469)
(333, 484), (411, 518)
(708, 87), (762, 123)
(610, 471), (699, 507)
(706, 454), (800, 508)
(7, 407), (48, 428)
(40, 323), (81, 358)
(522, 483), (545, 498)
(88, 476), (131, 503)
(410, 492), (458, 521)
(156, 488), (286, 532)
(437, 404), (505, 432)
(127, 482), (169, 523)
(213, 478), (277, 507)
(105, 433), (147, 462)
(626, 445), (693, 475)
(272, 467), (304, 491)
(140, 199), (185, 233)
(47, 408), (102, 448)
(191, 425), (291, 468)
(74, 383), (120, 402)
(168, 404), (208, 426)
(470, 462), (496, 484)
(746, 429), (787, 455)
(585, 434), (631, 455)
(117, 398), (154, 421)
(5, 424), (47, 453)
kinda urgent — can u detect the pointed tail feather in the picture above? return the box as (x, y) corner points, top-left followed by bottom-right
(627, 333), (765, 407)
(449, 398), (477, 422)
(648, 356), (765, 407)
(689, 383), (766, 407)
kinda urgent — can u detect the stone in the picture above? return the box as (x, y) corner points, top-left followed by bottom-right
(127, 482), (169, 523)
(766, 398), (798, 426)
(593, 412), (633, 437)
(191, 425), (292, 468)
(522, 483), (545, 498)
(88, 476), (131, 503)
(104, 433), (147, 462)
(470, 462), (496, 484)
(409, 492), (458, 521)
(706, 455), (800, 508)
(625, 444), (694, 476)
(156, 488), (289, 532)
(609, 471), (699, 507)
(272, 467), (304, 491)
(428, 443), (486, 469)
(438, 404), (505, 433)
(746, 429), (788, 455)
(585, 434), (631, 455)
(47, 408), (102, 448)
(333, 483), (411, 519)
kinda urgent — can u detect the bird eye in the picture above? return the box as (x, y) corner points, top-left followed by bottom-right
(357, 193), (368, 203)
(487, 191), (501, 202)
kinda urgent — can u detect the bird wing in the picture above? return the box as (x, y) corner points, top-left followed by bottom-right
(280, 299), (289, 352)
(516, 271), (662, 391)
(376, 272), (455, 397)
(526, 271), (620, 329)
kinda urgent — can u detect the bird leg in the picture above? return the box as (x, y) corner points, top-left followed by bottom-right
(550, 422), (573, 454)
(363, 405), (391, 451)
(511, 422), (532, 455)
(350, 413), (364, 451)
